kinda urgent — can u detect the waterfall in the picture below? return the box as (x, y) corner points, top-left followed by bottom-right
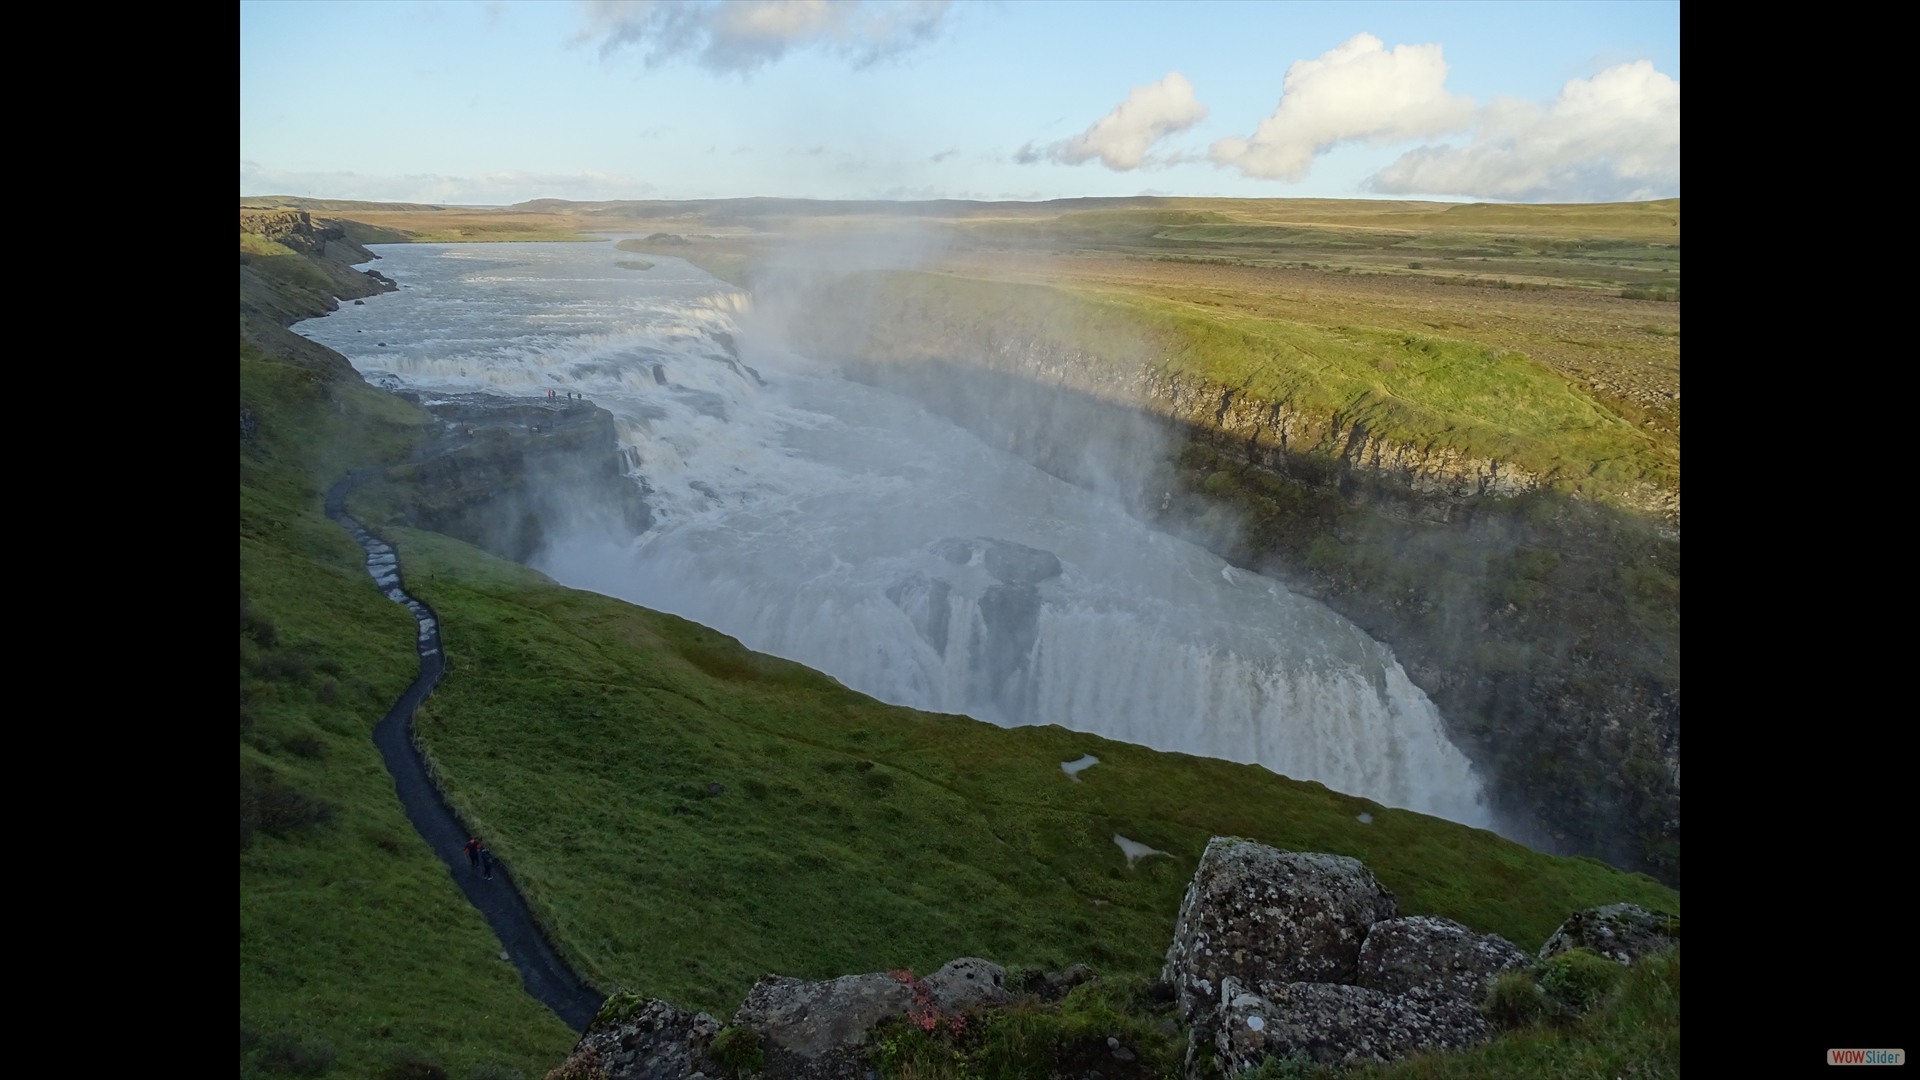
(302, 240), (1493, 830)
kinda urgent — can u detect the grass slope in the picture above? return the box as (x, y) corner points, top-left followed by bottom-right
(835, 271), (1674, 507)
(240, 344), (578, 1078)
(365, 519), (1677, 1021)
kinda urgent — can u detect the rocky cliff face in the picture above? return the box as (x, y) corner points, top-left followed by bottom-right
(240, 208), (400, 377)
(239, 213), (651, 564)
(374, 391), (652, 564)
(786, 276), (1681, 885)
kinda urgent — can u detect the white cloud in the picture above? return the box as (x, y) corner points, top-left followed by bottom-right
(238, 161), (655, 205)
(1210, 32), (1474, 182)
(1037, 72), (1209, 171)
(577, 0), (949, 74)
(1368, 61), (1679, 202)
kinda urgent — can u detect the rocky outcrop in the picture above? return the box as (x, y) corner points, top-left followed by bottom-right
(734, 972), (910, 1062)
(541, 850), (1672, 1080)
(1356, 916), (1529, 1001)
(240, 207), (399, 378)
(1162, 838), (1397, 1028)
(734, 958), (1008, 1068)
(235, 211), (652, 563)
(1213, 975), (1489, 1072)
(1539, 903), (1678, 964)
(1164, 838), (1564, 1073)
(547, 997), (723, 1080)
(551, 960), (1010, 1080)
(922, 957), (1014, 1011)
(379, 392), (652, 563)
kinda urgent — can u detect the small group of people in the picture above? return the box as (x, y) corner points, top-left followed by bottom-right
(463, 836), (495, 880)
(544, 390), (584, 403)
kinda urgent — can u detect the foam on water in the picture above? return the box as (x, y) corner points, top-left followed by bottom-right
(301, 241), (1493, 829)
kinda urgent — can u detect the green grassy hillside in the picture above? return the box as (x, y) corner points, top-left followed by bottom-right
(348, 508), (1677, 1020)
(240, 344), (580, 1079)
(825, 271), (1675, 509)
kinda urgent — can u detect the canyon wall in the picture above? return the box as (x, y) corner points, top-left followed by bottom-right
(780, 271), (1681, 884)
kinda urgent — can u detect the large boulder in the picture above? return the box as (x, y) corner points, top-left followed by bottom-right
(731, 959), (1008, 1080)
(922, 957), (1012, 1011)
(1209, 975), (1489, 1073)
(1539, 903), (1679, 964)
(1357, 916), (1529, 1003)
(1162, 838), (1397, 1026)
(733, 972), (911, 1061)
(547, 996), (723, 1080)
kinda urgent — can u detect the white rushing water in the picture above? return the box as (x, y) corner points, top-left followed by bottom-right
(301, 241), (1492, 828)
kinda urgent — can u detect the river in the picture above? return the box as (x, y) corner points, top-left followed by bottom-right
(299, 240), (1493, 829)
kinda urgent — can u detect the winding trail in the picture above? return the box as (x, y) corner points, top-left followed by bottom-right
(326, 474), (603, 1032)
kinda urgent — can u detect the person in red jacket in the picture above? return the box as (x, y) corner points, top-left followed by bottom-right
(463, 837), (481, 870)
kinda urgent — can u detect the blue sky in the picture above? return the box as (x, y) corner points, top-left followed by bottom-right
(239, 1), (1679, 205)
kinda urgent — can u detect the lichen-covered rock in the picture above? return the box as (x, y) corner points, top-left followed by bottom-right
(1161, 838), (1397, 1026)
(1539, 903), (1678, 964)
(547, 997), (722, 1080)
(728, 957), (1007, 1080)
(1209, 975), (1489, 1073)
(922, 957), (1010, 1011)
(733, 972), (911, 1060)
(1357, 916), (1529, 1003)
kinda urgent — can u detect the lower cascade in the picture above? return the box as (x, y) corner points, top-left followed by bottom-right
(303, 241), (1492, 829)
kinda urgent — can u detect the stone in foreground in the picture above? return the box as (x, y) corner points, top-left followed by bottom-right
(1539, 903), (1678, 964)
(1356, 915), (1529, 1002)
(548, 997), (722, 1080)
(732, 958), (1009, 1080)
(553, 959), (1009, 1080)
(1211, 975), (1490, 1072)
(1161, 837), (1397, 1027)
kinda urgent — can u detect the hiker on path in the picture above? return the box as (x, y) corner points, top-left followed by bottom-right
(464, 837), (481, 869)
(480, 846), (495, 880)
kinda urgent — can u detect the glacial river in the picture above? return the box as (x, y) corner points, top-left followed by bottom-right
(300, 240), (1493, 829)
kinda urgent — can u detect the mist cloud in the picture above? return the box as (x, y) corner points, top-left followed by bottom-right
(1368, 61), (1679, 202)
(1210, 33), (1473, 182)
(578, 0), (949, 74)
(1032, 72), (1209, 171)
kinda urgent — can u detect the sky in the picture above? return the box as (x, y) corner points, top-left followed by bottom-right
(239, 0), (1679, 206)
